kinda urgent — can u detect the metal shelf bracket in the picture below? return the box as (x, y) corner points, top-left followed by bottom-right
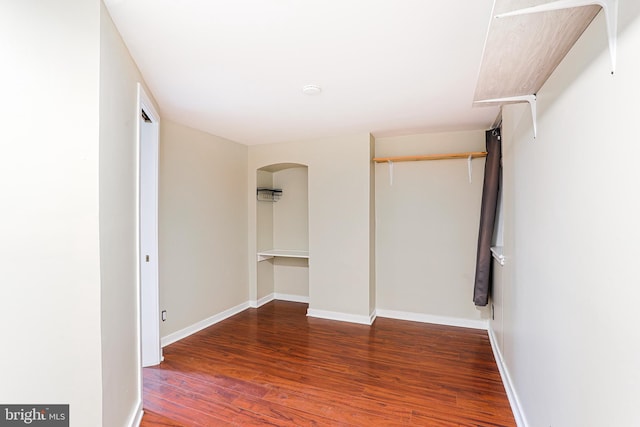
(476, 95), (537, 140)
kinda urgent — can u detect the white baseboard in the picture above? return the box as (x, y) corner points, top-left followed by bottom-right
(250, 293), (310, 308)
(161, 301), (250, 347)
(375, 309), (489, 330)
(307, 308), (375, 325)
(274, 293), (309, 303)
(487, 326), (528, 427)
(249, 293), (275, 308)
(127, 400), (143, 427)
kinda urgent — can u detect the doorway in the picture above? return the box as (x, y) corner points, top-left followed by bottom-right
(138, 84), (161, 367)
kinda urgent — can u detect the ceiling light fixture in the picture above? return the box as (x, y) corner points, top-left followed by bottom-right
(302, 84), (322, 95)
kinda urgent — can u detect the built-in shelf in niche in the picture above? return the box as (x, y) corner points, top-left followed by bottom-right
(257, 187), (282, 202)
(256, 163), (309, 299)
(257, 249), (309, 262)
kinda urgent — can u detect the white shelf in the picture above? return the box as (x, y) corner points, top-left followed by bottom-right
(257, 249), (309, 262)
(491, 246), (505, 266)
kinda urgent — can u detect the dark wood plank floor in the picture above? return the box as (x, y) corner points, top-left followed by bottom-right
(141, 301), (515, 426)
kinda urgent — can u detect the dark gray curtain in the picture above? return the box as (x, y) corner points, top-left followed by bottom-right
(473, 128), (502, 306)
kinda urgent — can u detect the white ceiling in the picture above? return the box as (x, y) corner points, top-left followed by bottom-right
(104, 0), (499, 145)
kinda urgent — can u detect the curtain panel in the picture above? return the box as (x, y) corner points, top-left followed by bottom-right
(473, 128), (502, 306)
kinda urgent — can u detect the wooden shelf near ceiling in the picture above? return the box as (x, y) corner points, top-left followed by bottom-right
(473, 0), (602, 103)
(373, 151), (487, 163)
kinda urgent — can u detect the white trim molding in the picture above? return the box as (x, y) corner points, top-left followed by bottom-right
(488, 326), (529, 427)
(161, 301), (250, 347)
(376, 309), (489, 330)
(249, 293), (275, 308)
(250, 293), (310, 308)
(274, 293), (310, 304)
(307, 308), (375, 325)
(127, 401), (143, 427)
(137, 81), (162, 368)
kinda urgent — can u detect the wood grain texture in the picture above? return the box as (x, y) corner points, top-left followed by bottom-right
(141, 301), (515, 426)
(373, 152), (487, 163)
(474, 1), (600, 101)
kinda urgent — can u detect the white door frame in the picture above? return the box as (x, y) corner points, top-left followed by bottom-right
(137, 83), (161, 369)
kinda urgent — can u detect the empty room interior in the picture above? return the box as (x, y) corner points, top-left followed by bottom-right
(2, 0), (640, 426)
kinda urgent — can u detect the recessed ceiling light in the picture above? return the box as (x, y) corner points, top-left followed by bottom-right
(302, 85), (322, 95)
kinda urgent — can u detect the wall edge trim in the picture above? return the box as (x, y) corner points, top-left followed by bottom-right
(488, 325), (528, 427)
(274, 293), (310, 303)
(376, 309), (489, 330)
(127, 400), (143, 427)
(307, 308), (374, 325)
(250, 293), (275, 308)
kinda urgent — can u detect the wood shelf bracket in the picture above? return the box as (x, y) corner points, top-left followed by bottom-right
(496, 0), (618, 74)
(476, 94), (537, 139)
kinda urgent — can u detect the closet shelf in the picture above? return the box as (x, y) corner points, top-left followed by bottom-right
(257, 249), (309, 262)
(472, 0), (614, 123)
(373, 151), (487, 163)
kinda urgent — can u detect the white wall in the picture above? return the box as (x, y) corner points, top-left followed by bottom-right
(273, 167), (309, 298)
(256, 170), (275, 252)
(375, 131), (488, 323)
(256, 170), (275, 300)
(159, 120), (248, 338)
(0, 1), (103, 425)
(99, 3), (157, 425)
(248, 135), (374, 320)
(494, 5), (640, 426)
(273, 167), (309, 251)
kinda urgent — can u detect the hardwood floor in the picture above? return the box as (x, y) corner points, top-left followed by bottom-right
(141, 301), (515, 426)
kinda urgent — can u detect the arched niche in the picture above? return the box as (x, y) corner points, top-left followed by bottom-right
(256, 163), (309, 303)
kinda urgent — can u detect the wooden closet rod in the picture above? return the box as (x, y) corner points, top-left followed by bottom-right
(373, 151), (488, 163)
